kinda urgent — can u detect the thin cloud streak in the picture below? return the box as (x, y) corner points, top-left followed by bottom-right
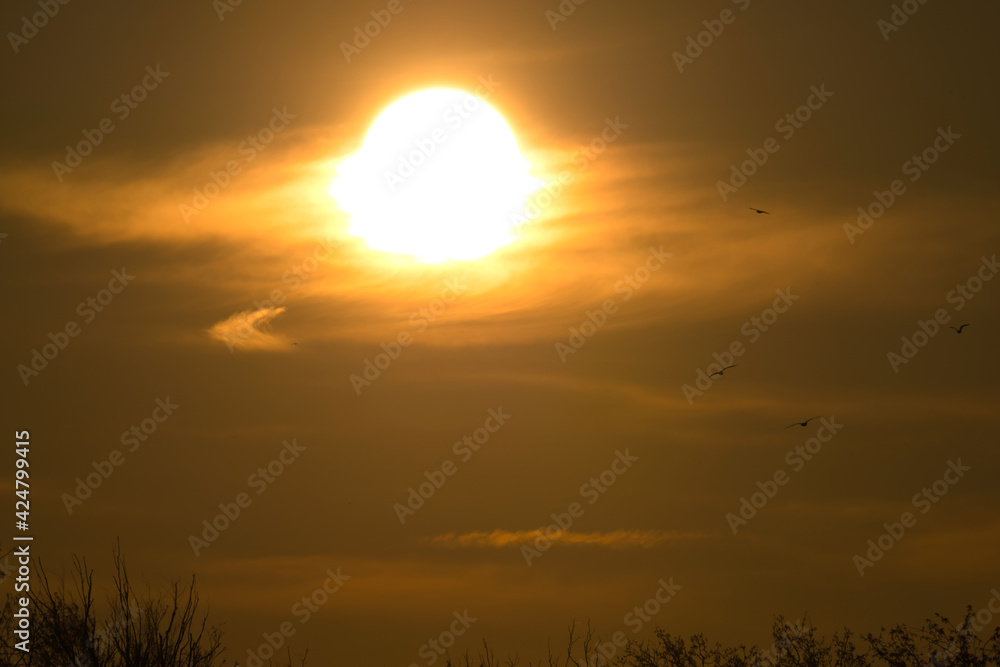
(207, 305), (288, 351)
(424, 528), (709, 549)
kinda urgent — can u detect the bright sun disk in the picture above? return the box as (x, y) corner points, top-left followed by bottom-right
(329, 89), (542, 263)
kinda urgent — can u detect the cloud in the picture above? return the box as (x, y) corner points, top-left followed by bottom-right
(207, 305), (288, 351)
(424, 528), (707, 549)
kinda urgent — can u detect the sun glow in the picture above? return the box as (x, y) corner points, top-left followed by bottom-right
(330, 89), (541, 263)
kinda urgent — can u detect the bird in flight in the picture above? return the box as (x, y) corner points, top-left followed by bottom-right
(785, 416), (821, 429)
(950, 324), (970, 333)
(749, 207), (770, 214)
(709, 365), (737, 377)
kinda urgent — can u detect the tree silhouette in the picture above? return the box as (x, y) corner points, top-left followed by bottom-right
(3, 550), (998, 667)
(865, 609), (1000, 667)
(0, 545), (304, 667)
(438, 612), (999, 667)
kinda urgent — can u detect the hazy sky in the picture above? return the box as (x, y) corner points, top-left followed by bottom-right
(2, 0), (999, 665)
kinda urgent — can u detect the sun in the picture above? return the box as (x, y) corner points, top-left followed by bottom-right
(329, 89), (542, 263)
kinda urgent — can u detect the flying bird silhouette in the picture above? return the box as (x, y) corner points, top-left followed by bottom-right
(749, 207), (770, 214)
(784, 416), (821, 429)
(950, 324), (969, 333)
(709, 364), (737, 377)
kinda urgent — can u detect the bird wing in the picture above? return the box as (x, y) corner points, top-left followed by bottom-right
(784, 423), (798, 429)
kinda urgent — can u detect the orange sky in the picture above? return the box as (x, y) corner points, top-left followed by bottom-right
(2, 1), (999, 665)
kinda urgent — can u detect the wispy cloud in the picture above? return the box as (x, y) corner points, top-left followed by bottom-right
(207, 306), (288, 351)
(424, 528), (707, 549)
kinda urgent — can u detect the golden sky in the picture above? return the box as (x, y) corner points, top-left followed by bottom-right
(2, 1), (999, 665)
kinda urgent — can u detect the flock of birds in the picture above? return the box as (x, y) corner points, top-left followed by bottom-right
(712, 209), (976, 429)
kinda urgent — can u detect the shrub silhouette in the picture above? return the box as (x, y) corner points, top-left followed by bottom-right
(3, 550), (998, 667)
(439, 614), (999, 667)
(0, 546), (304, 667)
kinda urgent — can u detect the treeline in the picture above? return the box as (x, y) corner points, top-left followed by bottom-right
(1, 548), (997, 667)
